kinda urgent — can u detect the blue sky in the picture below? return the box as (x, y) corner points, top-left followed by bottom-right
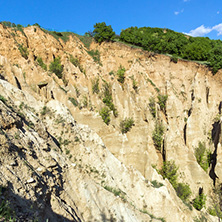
(0, 0), (222, 39)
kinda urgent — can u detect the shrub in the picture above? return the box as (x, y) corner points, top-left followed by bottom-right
(159, 161), (178, 188)
(40, 106), (51, 115)
(18, 44), (29, 59)
(151, 180), (164, 188)
(152, 121), (164, 151)
(132, 79), (138, 92)
(157, 94), (168, 113)
(99, 107), (111, 125)
(120, 118), (135, 134)
(93, 22), (115, 43)
(49, 57), (63, 79)
(195, 142), (211, 172)
(69, 97), (78, 107)
(170, 54), (178, 63)
(37, 57), (47, 71)
(0, 95), (6, 104)
(193, 192), (206, 211)
(92, 77), (100, 94)
(175, 183), (192, 201)
(149, 97), (156, 118)
(116, 66), (126, 84)
(102, 82), (118, 117)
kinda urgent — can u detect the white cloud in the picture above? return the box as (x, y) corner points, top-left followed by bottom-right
(174, 9), (184, 15)
(213, 24), (222, 35)
(186, 25), (212, 37)
(184, 0), (189, 2)
(217, 11), (220, 14)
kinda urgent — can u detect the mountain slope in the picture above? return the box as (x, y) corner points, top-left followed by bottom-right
(0, 24), (221, 221)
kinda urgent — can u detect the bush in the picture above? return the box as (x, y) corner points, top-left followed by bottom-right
(120, 118), (134, 134)
(157, 94), (168, 113)
(93, 22), (115, 43)
(195, 142), (211, 172)
(69, 97), (78, 107)
(151, 180), (164, 188)
(0, 95), (7, 104)
(159, 161), (178, 188)
(159, 161), (192, 202)
(152, 121), (164, 151)
(37, 57), (47, 71)
(18, 44), (29, 59)
(92, 77), (100, 94)
(116, 66), (126, 84)
(149, 97), (156, 118)
(175, 183), (192, 201)
(193, 192), (206, 211)
(102, 82), (118, 117)
(99, 107), (111, 125)
(49, 57), (63, 79)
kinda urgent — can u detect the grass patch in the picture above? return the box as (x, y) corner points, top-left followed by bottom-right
(87, 49), (102, 65)
(18, 44), (29, 59)
(0, 95), (7, 104)
(69, 97), (78, 107)
(37, 57), (47, 71)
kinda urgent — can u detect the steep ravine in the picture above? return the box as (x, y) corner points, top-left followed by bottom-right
(0, 24), (222, 221)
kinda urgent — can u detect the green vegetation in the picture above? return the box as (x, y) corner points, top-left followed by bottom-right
(193, 192), (206, 211)
(175, 183), (192, 202)
(99, 106), (111, 125)
(151, 180), (164, 188)
(49, 57), (63, 79)
(37, 57), (47, 71)
(93, 22), (115, 43)
(120, 117), (134, 134)
(157, 94), (168, 114)
(159, 161), (178, 188)
(0, 187), (15, 221)
(40, 106), (51, 115)
(149, 97), (156, 118)
(18, 44), (29, 59)
(119, 26), (222, 74)
(152, 121), (164, 151)
(159, 161), (192, 202)
(69, 97), (78, 107)
(69, 55), (84, 73)
(195, 142), (211, 172)
(116, 66), (126, 84)
(102, 82), (118, 117)
(87, 49), (102, 65)
(0, 95), (7, 104)
(104, 185), (126, 201)
(92, 77), (100, 94)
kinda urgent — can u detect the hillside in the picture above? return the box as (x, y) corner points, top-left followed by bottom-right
(0, 24), (221, 221)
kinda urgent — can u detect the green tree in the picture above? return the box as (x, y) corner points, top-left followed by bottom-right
(93, 22), (115, 43)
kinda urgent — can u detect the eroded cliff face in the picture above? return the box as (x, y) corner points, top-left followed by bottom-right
(0, 24), (221, 221)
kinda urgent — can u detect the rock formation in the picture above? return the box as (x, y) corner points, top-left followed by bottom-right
(0, 24), (221, 221)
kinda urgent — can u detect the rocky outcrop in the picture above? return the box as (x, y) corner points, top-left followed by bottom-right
(0, 24), (221, 221)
